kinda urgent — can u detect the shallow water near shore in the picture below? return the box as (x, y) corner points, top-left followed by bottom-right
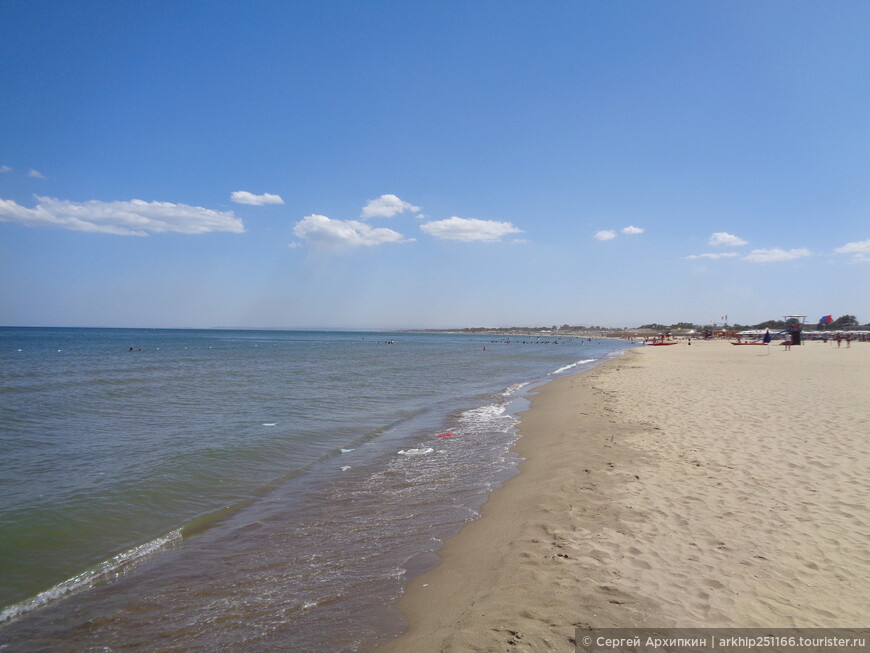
(0, 327), (631, 650)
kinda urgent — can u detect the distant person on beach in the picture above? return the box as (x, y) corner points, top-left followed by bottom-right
(784, 333), (792, 351)
(836, 333), (842, 348)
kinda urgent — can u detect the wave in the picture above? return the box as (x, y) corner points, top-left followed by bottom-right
(549, 358), (596, 375)
(502, 381), (531, 397)
(459, 403), (517, 435)
(0, 529), (182, 626)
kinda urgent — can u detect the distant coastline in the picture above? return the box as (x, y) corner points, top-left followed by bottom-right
(401, 326), (664, 339)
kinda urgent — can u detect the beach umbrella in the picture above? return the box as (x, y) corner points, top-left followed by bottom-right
(762, 329), (772, 354)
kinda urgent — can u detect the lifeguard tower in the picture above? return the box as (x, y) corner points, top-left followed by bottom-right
(784, 314), (806, 345)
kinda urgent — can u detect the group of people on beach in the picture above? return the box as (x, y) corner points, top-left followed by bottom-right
(824, 333), (856, 347)
(487, 339), (565, 345)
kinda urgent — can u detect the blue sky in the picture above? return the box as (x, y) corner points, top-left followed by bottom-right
(2, 1), (868, 329)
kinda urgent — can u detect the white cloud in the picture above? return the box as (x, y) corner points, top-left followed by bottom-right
(835, 239), (870, 255)
(0, 165), (12, 173)
(594, 229), (617, 241)
(622, 225), (644, 235)
(230, 190), (284, 206)
(420, 216), (522, 242)
(293, 214), (412, 249)
(28, 169), (46, 179)
(360, 194), (421, 219)
(835, 239), (870, 262)
(709, 232), (747, 246)
(686, 252), (740, 260)
(743, 247), (811, 263)
(0, 196), (244, 236)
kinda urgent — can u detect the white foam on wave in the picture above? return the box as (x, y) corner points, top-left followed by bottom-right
(397, 447), (434, 456)
(549, 358), (596, 375)
(0, 528), (183, 625)
(461, 404), (505, 421)
(459, 403), (517, 435)
(502, 381), (531, 397)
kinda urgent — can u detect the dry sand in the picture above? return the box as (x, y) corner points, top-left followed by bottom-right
(378, 339), (870, 652)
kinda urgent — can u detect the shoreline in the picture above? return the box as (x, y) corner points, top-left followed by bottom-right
(378, 339), (870, 651)
(0, 330), (629, 651)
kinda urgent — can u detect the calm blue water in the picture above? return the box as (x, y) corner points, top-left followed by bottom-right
(0, 327), (632, 651)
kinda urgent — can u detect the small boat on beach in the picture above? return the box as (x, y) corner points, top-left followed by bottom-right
(730, 341), (767, 346)
(647, 341), (679, 346)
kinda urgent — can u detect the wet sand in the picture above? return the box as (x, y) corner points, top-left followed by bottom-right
(379, 339), (870, 652)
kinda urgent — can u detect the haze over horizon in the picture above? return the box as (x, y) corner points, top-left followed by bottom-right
(2, 2), (868, 330)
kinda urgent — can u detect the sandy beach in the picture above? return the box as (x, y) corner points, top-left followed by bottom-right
(379, 338), (870, 652)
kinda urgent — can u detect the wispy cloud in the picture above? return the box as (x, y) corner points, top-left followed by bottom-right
(0, 165), (12, 174)
(685, 252), (741, 260)
(835, 239), (870, 253)
(420, 216), (522, 242)
(293, 214), (412, 249)
(743, 247), (811, 263)
(595, 225), (642, 241)
(709, 232), (747, 246)
(28, 169), (46, 179)
(230, 190), (284, 206)
(360, 194), (421, 219)
(0, 196), (244, 236)
(835, 239), (870, 262)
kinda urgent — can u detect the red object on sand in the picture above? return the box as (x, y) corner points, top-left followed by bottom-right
(436, 432), (455, 438)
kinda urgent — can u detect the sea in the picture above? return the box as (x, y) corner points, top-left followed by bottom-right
(0, 327), (632, 651)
